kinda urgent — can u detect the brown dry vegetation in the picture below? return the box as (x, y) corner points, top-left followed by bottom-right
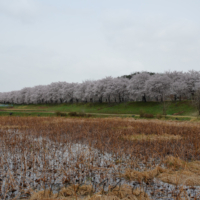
(122, 133), (182, 141)
(0, 116), (200, 199)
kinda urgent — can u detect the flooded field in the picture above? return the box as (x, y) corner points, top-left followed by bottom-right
(0, 117), (200, 200)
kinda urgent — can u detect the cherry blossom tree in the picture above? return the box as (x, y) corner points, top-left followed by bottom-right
(146, 74), (172, 115)
(128, 72), (150, 102)
(192, 82), (200, 116)
(1, 70), (200, 105)
(145, 74), (171, 101)
(184, 70), (200, 100)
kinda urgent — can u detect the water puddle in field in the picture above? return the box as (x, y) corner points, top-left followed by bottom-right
(0, 130), (200, 199)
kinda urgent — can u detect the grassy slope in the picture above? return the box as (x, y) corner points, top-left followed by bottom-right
(2, 101), (196, 116)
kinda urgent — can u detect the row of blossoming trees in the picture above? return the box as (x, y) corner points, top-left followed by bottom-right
(1, 71), (200, 104)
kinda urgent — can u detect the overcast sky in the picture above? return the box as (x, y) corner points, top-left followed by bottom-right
(0, 0), (200, 92)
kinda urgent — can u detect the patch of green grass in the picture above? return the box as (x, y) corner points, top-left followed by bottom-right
(163, 116), (192, 121)
(0, 101), (196, 118)
(0, 111), (54, 117)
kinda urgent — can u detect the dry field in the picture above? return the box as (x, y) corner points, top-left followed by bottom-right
(0, 117), (200, 200)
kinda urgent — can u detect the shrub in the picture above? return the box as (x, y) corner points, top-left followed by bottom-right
(68, 112), (92, 117)
(55, 111), (67, 117)
(144, 113), (154, 118)
(55, 111), (61, 116)
(156, 114), (162, 119)
(139, 111), (154, 118)
(77, 112), (86, 117)
(68, 112), (87, 117)
(68, 112), (78, 116)
(139, 110), (145, 118)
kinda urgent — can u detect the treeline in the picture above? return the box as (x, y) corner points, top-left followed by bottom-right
(1, 71), (200, 104)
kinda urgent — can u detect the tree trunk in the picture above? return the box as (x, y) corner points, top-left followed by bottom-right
(119, 94), (121, 102)
(108, 95), (110, 103)
(99, 97), (103, 103)
(174, 95), (177, 101)
(142, 94), (146, 102)
(155, 97), (158, 102)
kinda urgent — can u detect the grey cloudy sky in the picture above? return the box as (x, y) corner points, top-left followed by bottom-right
(0, 0), (200, 92)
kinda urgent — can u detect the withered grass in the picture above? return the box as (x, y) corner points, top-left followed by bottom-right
(0, 116), (200, 199)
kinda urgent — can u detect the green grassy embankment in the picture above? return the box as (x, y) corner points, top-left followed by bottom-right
(0, 101), (197, 118)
